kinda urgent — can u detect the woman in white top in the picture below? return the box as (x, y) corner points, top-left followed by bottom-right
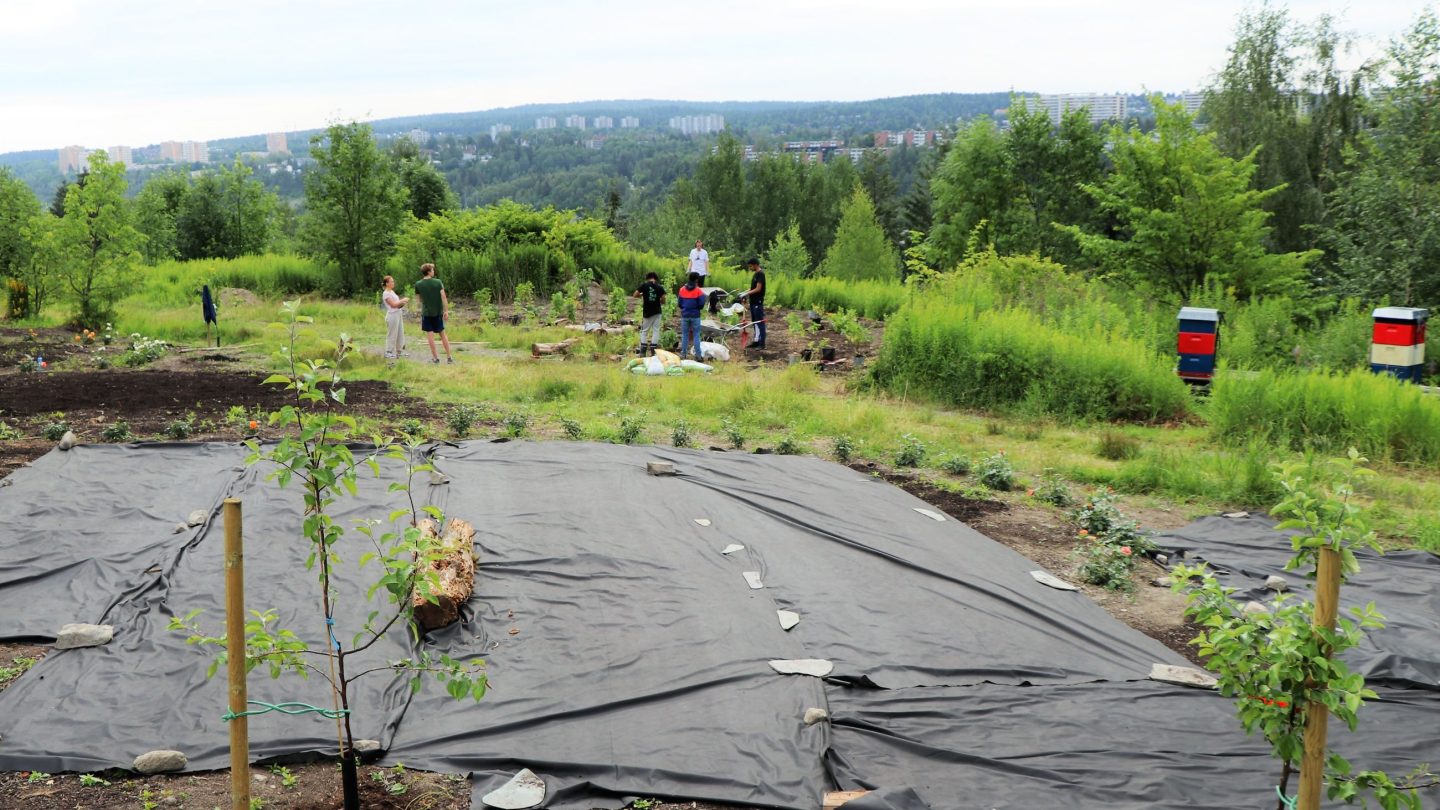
(382, 275), (408, 360)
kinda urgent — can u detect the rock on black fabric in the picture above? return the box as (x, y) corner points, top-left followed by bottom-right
(1153, 514), (1440, 690)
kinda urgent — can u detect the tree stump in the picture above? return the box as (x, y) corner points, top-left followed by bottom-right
(531, 337), (581, 357)
(413, 518), (477, 631)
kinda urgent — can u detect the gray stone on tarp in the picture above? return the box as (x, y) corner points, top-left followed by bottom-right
(482, 768), (547, 809)
(646, 460), (677, 476)
(1223, 511), (1250, 519)
(802, 707), (829, 725)
(58, 430), (78, 451)
(694, 518), (711, 527)
(1155, 553), (1170, 565)
(55, 623), (113, 649)
(1243, 600), (1269, 615)
(914, 507), (946, 522)
(429, 469), (451, 486)
(768, 658), (833, 677)
(173, 523), (188, 534)
(133, 750), (187, 774)
(1149, 663), (1218, 689)
(1265, 575), (1288, 592)
(186, 509), (207, 527)
(720, 543), (744, 555)
(1151, 576), (1175, 588)
(353, 739), (382, 754)
(777, 610), (800, 630)
(743, 571), (764, 589)
(1029, 570), (1078, 591)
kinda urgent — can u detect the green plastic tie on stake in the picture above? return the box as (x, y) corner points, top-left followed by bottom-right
(1275, 786), (1297, 810)
(221, 700), (351, 722)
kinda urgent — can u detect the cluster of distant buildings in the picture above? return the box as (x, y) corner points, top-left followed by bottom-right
(531, 115), (645, 131)
(1016, 92), (1204, 124)
(58, 131), (294, 174)
(740, 130), (945, 165)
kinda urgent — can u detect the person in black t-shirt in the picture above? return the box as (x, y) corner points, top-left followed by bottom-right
(739, 258), (767, 349)
(631, 272), (665, 356)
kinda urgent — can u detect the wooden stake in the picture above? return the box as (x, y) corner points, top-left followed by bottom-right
(1298, 546), (1341, 810)
(223, 498), (250, 810)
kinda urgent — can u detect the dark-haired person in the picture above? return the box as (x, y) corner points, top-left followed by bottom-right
(414, 263), (454, 364)
(738, 257), (767, 350)
(676, 271), (707, 361)
(632, 271), (665, 356)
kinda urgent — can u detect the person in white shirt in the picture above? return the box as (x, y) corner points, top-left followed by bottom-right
(687, 239), (710, 280)
(381, 275), (408, 362)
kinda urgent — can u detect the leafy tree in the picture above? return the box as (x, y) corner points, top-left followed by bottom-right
(16, 213), (62, 318)
(818, 187), (900, 282)
(689, 131), (747, 250)
(176, 174), (227, 260)
(53, 152), (142, 326)
(1205, 7), (1370, 256)
(392, 137), (456, 220)
(1061, 99), (1315, 300)
(762, 221), (811, 277)
(1004, 103), (1107, 265)
(304, 122), (407, 296)
(1318, 10), (1440, 305)
(858, 150), (902, 247)
(927, 117), (1020, 268)
(133, 171), (189, 263)
(0, 170), (40, 286)
(218, 159), (276, 258)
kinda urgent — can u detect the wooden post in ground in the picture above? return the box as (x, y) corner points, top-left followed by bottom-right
(223, 498), (250, 810)
(1297, 546), (1342, 810)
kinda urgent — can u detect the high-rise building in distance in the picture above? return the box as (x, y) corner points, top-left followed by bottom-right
(58, 145), (88, 173)
(158, 140), (209, 163)
(1020, 94), (1127, 124)
(593, 116), (614, 129)
(620, 116), (640, 128)
(107, 145), (134, 167)
(564, 114), (586, 129)
(536, 116), (557, 130)
(668, 114), (725, 135)
(266, 132), (289, 154)
(489, 123), (513, 140)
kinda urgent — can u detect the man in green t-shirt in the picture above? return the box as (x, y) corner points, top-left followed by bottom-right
(413, 263), (454, 364)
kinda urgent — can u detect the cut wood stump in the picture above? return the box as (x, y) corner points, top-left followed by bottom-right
(413, 518), (477, 631)
(823, 791), (870, 809)
(531, 337), (581, 357)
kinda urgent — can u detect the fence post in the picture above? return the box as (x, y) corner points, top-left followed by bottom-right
(1297, 546), (1341, 810)
(223, 498), (250, 810)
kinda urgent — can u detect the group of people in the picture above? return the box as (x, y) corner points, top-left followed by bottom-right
(632, 239), (767, 360)
(381, 238), (765, 365)
(382, 263), (454, 365)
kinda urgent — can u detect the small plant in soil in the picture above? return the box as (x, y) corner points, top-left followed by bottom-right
(615, 411), (647, 445)
(560, 416), (584, 440)
(269, 764), (299, 789)
(984, 421), (1005, 436)
(894, 433), (927, 468)
(775, 428), (806, 456)
(168, 302), (486, 810)
(977, 452), (1014, 490)
(671, 419), (693, 448)
(832, 434), (855, 463)
(0, 655), (38, 686)
(26, 772), (50, 783)
(1077, 538), (1137, 591)
(0, 420), (22, 441)
(446, 404), (482, 437)
(1031, 469), (1074, 508)
(940, 455), (972, 476)
(121, 333), (169, 367)
(78, 774), (109, 787)
(163, 414), (196, 440)
(42, 421), (71, 441)
(400, 417), (426, 439)
(101, 420), (133, 443)
(17, 357), (38, 373)
(473, 288), (499, 324)
(722, 417), (745, 449)
(503, 410), (530, 438)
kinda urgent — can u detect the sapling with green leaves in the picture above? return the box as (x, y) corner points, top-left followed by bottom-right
(1172, 451), (1437, 810)
(170, 301), (486, 810)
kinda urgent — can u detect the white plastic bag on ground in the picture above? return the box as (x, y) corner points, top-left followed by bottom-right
(699, 341), (730, 362)
(645, 356), (665, 376)
(680, 359), (713, 373)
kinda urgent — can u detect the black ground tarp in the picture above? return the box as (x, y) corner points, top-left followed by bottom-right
(1152, 514), (1440, 690)
(1, 442), (1437, 809)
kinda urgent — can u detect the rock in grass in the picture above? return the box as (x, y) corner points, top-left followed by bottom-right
(55, 623), (113, 649)
(482, 768), (546, 809)
(133, 750), (187, 774)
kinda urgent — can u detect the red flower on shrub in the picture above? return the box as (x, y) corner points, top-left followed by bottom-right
(1119, 546), (1132, 556)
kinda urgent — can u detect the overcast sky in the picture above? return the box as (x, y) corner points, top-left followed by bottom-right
(1, 0), (1433, 154)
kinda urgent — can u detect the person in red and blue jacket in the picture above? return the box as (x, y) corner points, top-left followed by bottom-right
(676, 271), (707, 361)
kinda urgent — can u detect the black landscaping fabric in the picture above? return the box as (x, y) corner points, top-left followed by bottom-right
(0, 442), (1436, 809)
(1152, 514), (1440, 690)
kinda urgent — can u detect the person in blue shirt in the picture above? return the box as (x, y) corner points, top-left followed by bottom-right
(676, 271), (707, 361)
